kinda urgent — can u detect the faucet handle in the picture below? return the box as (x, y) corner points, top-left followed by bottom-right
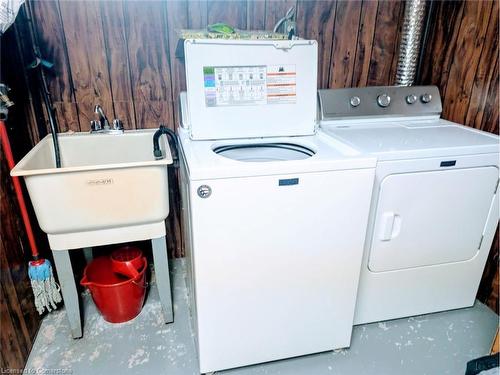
(112, 119), (124, 131)
(90, 120), (101, 132)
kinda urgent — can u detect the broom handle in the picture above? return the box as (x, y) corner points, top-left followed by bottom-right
(0, 120), (39, 258)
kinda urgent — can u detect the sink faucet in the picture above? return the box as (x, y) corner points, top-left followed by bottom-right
(94, 105), (110, 131)
(90, 105), (124, 134)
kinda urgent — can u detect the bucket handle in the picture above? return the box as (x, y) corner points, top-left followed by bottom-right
(80, 257), (147, 288)
(131, 257), (149, 288)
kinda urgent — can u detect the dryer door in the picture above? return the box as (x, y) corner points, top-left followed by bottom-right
(368, 166), (498, 272)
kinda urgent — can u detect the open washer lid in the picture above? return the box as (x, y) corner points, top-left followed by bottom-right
(184, 39), (318, 140)
(213, 143), (315, 162)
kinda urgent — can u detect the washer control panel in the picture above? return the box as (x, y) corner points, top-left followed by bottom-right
(319, 86), (442, 120)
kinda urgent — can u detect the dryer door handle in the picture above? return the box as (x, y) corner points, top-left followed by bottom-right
(379, 212), (401, 241)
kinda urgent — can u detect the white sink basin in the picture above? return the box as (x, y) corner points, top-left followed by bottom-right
(11, 130), (172, 250)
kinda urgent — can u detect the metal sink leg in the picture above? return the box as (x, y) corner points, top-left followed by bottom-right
(52, 250), (83, 339)
(151, 236), (174, 323)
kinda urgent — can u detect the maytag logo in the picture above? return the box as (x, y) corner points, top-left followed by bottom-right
(87, 178), (113, 186)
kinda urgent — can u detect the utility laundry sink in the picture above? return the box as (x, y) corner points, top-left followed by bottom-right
(11, 130), (172, 250)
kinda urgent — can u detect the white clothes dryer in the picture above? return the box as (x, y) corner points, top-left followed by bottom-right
(319, 86), (499, 325)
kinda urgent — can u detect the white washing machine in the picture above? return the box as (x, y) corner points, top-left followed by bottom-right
(178, 39), (376, 373)
(318, 86), (499, 325)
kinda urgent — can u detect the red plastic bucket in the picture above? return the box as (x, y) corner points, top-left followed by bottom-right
(81, 256), (147, 323)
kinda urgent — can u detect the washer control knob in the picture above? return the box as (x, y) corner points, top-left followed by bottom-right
(406, 94), (417, 104)
(421, 93), (432, 103)
(197, 185), (212, 198)
(377, 93), (391, 108)
(350, 96), (361, 107)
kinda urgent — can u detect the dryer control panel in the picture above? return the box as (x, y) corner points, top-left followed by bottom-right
(318, 86), (442, 121)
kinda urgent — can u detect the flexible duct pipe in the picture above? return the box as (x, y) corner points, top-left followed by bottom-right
(395, 0), (427, 86)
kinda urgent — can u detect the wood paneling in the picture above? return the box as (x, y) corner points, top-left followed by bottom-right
(442, 0), (494, 124)
(481, 59), (499, 135)
(351, 0), (379, 87)
(296, 0), (336, 87)
(100, 0), (137, 129)
(166, 1), (188, 124)
(124, 1), (174, 129)
(208, 0), (247, 28)
(465, 0), (498, 131)
(247, 0), (266, 30)
(59, 1), (114, 130)
(31, 0), (79, 132)
(1, 130), (41, 370)
(187, 0), (208, 29)
(329, 1), (362, 88)
(419, 1), (464, 95)
(265, 0), (297, 31)
(367, 0), (404, 86)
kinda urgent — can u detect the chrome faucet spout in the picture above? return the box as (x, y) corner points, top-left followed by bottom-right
(94, 105), (110, 130)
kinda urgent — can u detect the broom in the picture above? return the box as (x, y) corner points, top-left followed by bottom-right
(0, 119), (62, 314)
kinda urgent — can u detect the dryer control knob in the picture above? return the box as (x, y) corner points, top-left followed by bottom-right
(421, 93), (432, 103)
(406, 94), (417, 104)
(377, 93), (391, 108)
(350, 96), (361, 107)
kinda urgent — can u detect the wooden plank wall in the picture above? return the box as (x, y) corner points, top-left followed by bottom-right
(1, 0), (498, 370)
(1, 151), (42, 370)
(1, 8), (46, 370)
(419, 0), (499, 134)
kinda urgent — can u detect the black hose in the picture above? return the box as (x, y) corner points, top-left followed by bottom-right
(153, 124), (179, 168)
(39, 72), (61, 168)
(24, 1), (61, 168)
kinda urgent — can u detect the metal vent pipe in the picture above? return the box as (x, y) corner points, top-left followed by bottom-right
(395, 0), (427, 86)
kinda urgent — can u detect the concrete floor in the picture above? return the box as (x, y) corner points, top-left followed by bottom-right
(26, 259), (498, 375)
